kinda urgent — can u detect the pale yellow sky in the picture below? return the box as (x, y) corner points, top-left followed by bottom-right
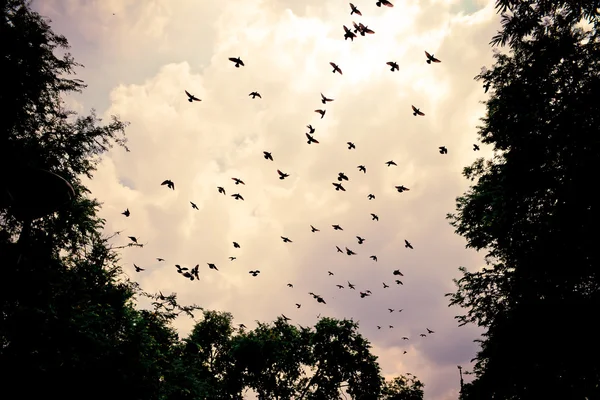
(38, 0), (501, 398)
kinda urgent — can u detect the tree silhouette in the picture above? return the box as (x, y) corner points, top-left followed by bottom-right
(448, 1), (600, 399)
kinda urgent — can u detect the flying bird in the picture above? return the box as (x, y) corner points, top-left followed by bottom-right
(217, 186), (226, 195)
(306, 133), (320, 144)
(277, 170), (290, 180)
(329, 62), (342, 75)
(321, 93), (334, 104)
(184, 90), (201, 102)
(349, 2), (362, 15)
(383, 282), (389, 288)
(336, 246), (343, 253)
(439, 146), (448, 154)
(368, 193), (375, 200)
(425, 51), (441, 64)
(332, 224), (343, 231)
(263, 151), (273, 161)
(328, 271), (334, 276)
(229, 257), (236, 261)
(343, 25), (357, 41)
(281, 314), (291, 321)
(281, 236), (292, 243)
(393, 270), (404, 276)
(128, 236), (138, 243)
(371, 213), (379, 221)
(386, 160), (397, 167)
(357, 236), (365, 244)
(175, 265), (188, 273)
(420, 334), (427, 337)
(402, 337), (409, 340)
(376, 0), (394, 7)
(395, 279), (403, 285)
(232, 177), (245, 185)
(190, 201), (199, 210)
(346, 247), (356, 256)
(229, 57), (244, 67)
(161, 180), (175, 190)
(231, 193), (244, 200)
(405, 240), (413, 249)
(473, 144), (480, 151)
(156, 258), (165, 262)
(307, 124), (315, 133)
(357, 22), (375, 35)
(336, 285), (344, 289)
(315, 109), (326, 119)
(208, 263), (218, 271)
(348, 282), (356, 290)
(395, 185), (410, 193)
(332, 183), (346, 191)
(337, 172), (349, 181)
(134, 264), (144, 272)
(287, 283), (294, 288)
(358, 165), (367, 173)
(249, 91), (261, 99)
(388, 308), (395, 313)
(370, 255), (378, 262)
(427, 328), (435, 334)
(360, 291), (370, 298)
(122, 208), (130, 217)
(386, 61), (399, 71)
(239, 324), (247, 329)
(296, 303), (301, 308)
(412, 105), (425, 116)
(310, 225), (320, 232)
(249, 270), (260, 276)
(347, 142), (356, 150)
(233, 242), (241, 248)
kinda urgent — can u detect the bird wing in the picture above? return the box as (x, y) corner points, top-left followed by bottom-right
(411, 105), (418, 112)
(425, 51), (432, 59)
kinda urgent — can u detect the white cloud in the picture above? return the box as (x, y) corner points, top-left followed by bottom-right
(37, 0), (502, 398)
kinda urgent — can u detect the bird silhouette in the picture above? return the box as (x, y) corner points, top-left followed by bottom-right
(336, 284), (344, 289)
(356, 22), (375, 35)
(184, 90), (201, 102)
(404, 240), (413, 249)
(281, 236), (292, 243)
(287, 283), (293, 288)
(306, 133), (320, 144)
(383, 282), (389, 288)
(229, 57), (244, 67)
(315, 109), (326, 119)
(425, 51), (441, 64)
(420, 334), (427, 337)
(402, 337), (409, 340)
(345, 247), (356, 255)
(281, 314), (291, 321)
(371, 213), (379, 221)
(229, 257), (236, 261)
(411, 105), (425, 116)
(332, 183), (346, 191)
(157, 258), (165, 262)
(311, 225), (320, 232)
(338, 172), (349, 181)
(473, 144), (480, 151)
(349, 2), (362, 15)
(307, 124), (315, 133)
(427, 328), (435, 334)
(386, 61), (399, 71)
(368, 193), (375, 200)
(128, 236), (138, 243)
(263, 151), (274, 161)
(332, 224), (343, 231)
(122, 208), (130, 217)
(134, 264), (144, 272)
(190, 201), (199, 210)
(393, 269), (404, 276)
(328, 271), (334, 276)
(357, 236), (365, 244)
(358, 165), (367, 173)
(233, 242), (240, 248)
(161, 180), (175, 190)
(395, 185), (410, 193)
(249, 270), (260, 277)
(388, 308), (395, 313)
(439, 146), (448, 154)
(395, 279), (403, 285)
(329, 62), (342, 75)
(321, 93), (334, 104)
(231, 193), (244, 201)
(232, 177), (245, 185)
(370, 255), (378, 262)
(347, 142), (356, 150)
(386, 160), (397, 167)
(336, 246), (343, 253)
(208, 263), (218, 271)
(217, 186), (226, 195)
(277, 170), (290, 180)
(296, 303), (301, 308)
(348, 282), (356, 290)
(343, 25), (357, 41)
(249, 91), (261, 99)
(377, 0), (394, 7)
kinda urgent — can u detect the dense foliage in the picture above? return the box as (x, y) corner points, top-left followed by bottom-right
(448, 1), (600, 398)
(0, 1), (421, 399)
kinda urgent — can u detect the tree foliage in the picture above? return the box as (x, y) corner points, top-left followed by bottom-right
(448, 1), (600, 399)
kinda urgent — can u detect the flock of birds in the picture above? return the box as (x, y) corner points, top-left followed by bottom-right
(119, 1), (483, 351)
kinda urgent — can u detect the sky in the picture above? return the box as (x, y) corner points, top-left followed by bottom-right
(36, 0), (502, 398)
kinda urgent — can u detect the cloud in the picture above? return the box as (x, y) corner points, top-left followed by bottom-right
(36, 0), (502, 398)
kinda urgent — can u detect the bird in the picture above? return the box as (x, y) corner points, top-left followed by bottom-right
(208, 263), (218, 271)
(232, 177), (245, 185)
(263, 151), (273, 161)
(343, 25), (357, 41)
(402, 337), (409, 340)
(287, 283), (293, 288)
(277, 170), (290, 180)
(356, 22), (375, 35)
(233, 242), (241, 248)
(332, 183), (346, 191)
(377, 326), (381, 329)
(321, 93), (334, 104)
(161, 179), (175, 190)
(404, 240), (414, 249)
(231, 193), (244, 201)
(338, 172), (349, 181)
(358, 165), (367, 173)
(296, 303), (301, 308)
(306, 124), (315, 134)
(484, 81), (491, 93)
(229, 57), (244, 67)
(190, 201), (199, 210)
(329, 62), (342, 75)
(389, 325), (394, 329)
(346, 247), (356, 256)
(368, 193), (375, 200)
(370, 255), (378, 262)
(332, 224), (343, 231)
(357, 236), (365, 244)
(122, 208), (130, 217)
(420, 334), (427, 337)
(427, 328), (435, 334)
(360, 291), (370, 298)
(229, 257), (236, 261)
(348, 282), (356, 290)
(349, 2), (362, 15)
(371, 213), (379, 221)
(386, 160), (397, 167)
(217, 186), (226, 195)
(383, 282), (389, 288)
(249, 91), (261, 99)
(128, 236), (138, 243)
(184, 90), (201, 102)
(281, 236), (292, 243)
(377, 0), (394, 7)
(393, 269), (404, 276)
(315, 109), (326, 119)
(239, 324), (247, 329)
(425, 51), (441, 64)
(395, 185), (410, 193)
(156, 258), (165, 262)
(336, 246), (343, 253)
(249, 270), (260, 276)
(395, 279), (403, 285)
(439, 146), (448, 154)
(310, 225), (320, 232)
(134, 264), (144, 272)
(328, 271), (334, 276)
(388, 308), (395, 313)
(473, 144), (480, 151)
(386, 61), (399, 71)
(412, 105), (425, 116)
(347, 142), (356, 150)
(306, 133), (320, 144)
(175, 264), (188, 273)
(336, 284), (344, 289)
(281, 314), (291, 321)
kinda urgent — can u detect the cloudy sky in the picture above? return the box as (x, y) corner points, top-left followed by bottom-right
(37, 0), (502, 398)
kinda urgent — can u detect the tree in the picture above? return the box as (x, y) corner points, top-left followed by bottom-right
(381, 375), (424, 400)
(447, 1), (600, 398)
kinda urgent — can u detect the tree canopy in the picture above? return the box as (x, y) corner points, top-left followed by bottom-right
(448, 1), (600, 399)
(1, 1), (422, 399)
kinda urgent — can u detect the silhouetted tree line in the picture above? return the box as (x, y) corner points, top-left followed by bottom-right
(0, 1), (422, 399)
(448, 1), (600, 399)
